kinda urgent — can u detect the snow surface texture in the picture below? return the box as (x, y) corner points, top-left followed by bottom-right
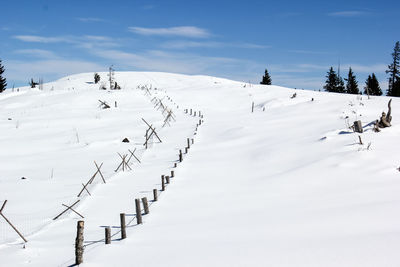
(0, 72), (399, 266)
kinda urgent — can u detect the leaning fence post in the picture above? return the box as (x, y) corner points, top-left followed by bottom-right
(120, 213), (126, 239)
(153, 189), (158, 201)
(142, 197), (149, 215)
(135, 199), (143, 224)
(161, 175), (165, 191)
(105, 227), (111, 244)
(75, 220), (84, 265)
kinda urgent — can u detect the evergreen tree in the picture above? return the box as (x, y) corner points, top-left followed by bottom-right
(345, 67), (359, 94)
(386, 41), (400, 96)
(260, 69), (272, 85)
(324, 67), (338, 92)
(364, 73), (382, 96)
(0, 59), (7, 93)
(337, 75), (345, 93)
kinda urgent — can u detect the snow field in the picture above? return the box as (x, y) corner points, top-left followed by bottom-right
(1, 72), (399, 266)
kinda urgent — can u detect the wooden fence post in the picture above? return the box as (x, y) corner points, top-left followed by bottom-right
(153, 189), (158, 201)
(161, 175), (165, 191)
(135, 199), (143, 224)
(105, 227), (111, 244)
(120, 213), (126, 239)
(191, 139), (194, 145)
(194, 111), (197, 116)
(171, 170), (174, 178)
(354, 120), (363, 133)
(142, 197), (149, 214)
(179, 150), (183, 162)
(165, 176), (170, 184)
(174, 163), (177, 168)
(187, 138), (190, 149)
(185, 147), (188, 154)
(75, 220), (84, 265)
(190, 109), (192, 115)
(252, 102), (254, 113)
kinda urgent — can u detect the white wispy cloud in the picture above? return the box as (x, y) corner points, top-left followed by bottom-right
(13, 35), (72, 43)
(328, 11), (369, 17)
(161, 40), (270, 49)
(76, 17), (104, 22)
(128, 26), (211, 38)
(14, 49), (59, 59)
(289, 50), (331, 55)
(13, 35), (119, 49)
(85, 47), (254, 77)
(268, 63), (386, 74)
(341, 64), (387, 73)
(6, 59), (104, 82)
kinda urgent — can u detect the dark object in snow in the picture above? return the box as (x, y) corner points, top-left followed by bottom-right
(8, 118), (12, 120)
(98, 100), (110, 109)
(291, 93), (297, 99)
(353, 120), (363, 133)
(377, 99), (392, 129)
(122, 138), (130, 143)
(21, 177), (27, 180)
(94, 73), (100, 84)
(311, 98), (314, 101)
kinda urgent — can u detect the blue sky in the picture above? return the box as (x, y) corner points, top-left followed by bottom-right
(1, 0), (399, 91)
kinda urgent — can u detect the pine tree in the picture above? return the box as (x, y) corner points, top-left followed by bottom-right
(0, 59), (7, 93)
(337, 75), (345, 93)
(324, 67), (338, 92)
(260, 69), (272, 85)
(345, 67), (359, 94)
(364, 73), (382, 96)
(386, 41), (400, 96)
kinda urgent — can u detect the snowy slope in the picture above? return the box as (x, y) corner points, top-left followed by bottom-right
(0, 72), (399, 266)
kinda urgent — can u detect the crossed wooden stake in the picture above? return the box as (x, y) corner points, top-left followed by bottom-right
(163, 110), (176, 127)
(115, 153), (132, 172)
(53, 200), (84, 220)
(98, 100), (110, 109)
(0, 200), (28, 243)
(127, 148), (141, 164)
(77, 161), (105, 197)
(144, 88), (152, 96)
(142, 118), (162, 149)
(114, 148), (141, 171)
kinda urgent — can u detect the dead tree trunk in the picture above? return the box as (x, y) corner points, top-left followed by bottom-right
(378, 99), (393, 128)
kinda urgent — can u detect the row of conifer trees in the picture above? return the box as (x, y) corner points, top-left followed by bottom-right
(261, 41), (400, 97)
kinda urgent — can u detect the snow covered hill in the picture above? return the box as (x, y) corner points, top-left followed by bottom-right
(0, 72), (399, 266)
